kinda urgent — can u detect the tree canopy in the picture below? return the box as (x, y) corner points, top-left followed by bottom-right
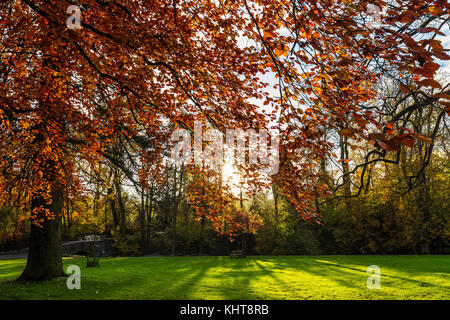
(0, 0), (448, 279)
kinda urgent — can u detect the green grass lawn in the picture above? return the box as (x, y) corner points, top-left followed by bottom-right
(0, 255), (449, 299)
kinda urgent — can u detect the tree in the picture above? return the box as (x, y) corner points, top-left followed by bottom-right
(1, 0), (448, 280)
(1, 0), (270, 280)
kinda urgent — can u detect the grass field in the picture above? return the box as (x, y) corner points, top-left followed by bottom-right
(0, 255), (449, 300)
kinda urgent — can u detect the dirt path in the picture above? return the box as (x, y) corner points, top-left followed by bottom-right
(0, 253), (27, 259)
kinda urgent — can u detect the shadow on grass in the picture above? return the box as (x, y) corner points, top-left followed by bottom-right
(310, 258), (449, 289)
(1, 256), (448, 299)
(250, 256), (450, 295)
(0, 260), (26, 281)
(80, 257), (219, 299)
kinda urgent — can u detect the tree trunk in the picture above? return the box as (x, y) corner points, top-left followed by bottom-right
(171, 165), (184, 256)
(199, 216), (205, 255)
(115, 181), (126, 234)
(239, 186), (248, 255)
(171, 206), (178, 256)
(109, 188), (119, 228)
(146, 189), (153, 250)
(19, 188), (65, 281)
(340, 135), (352, 211)
(138, 191), (147, 252)
(272, 184), (279, 220)
(417, 183), (431, 254)
(171, 166), (178, 256)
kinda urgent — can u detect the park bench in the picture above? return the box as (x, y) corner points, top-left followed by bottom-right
(230, 250), (245, 258)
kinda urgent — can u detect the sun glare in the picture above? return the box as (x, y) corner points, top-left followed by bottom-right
(221, 162), (241, 195)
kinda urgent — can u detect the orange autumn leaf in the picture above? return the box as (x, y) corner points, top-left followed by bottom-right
(417, 78), (442, 89)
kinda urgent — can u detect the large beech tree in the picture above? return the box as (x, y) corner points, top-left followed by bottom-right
(0, 0), (448, 280)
